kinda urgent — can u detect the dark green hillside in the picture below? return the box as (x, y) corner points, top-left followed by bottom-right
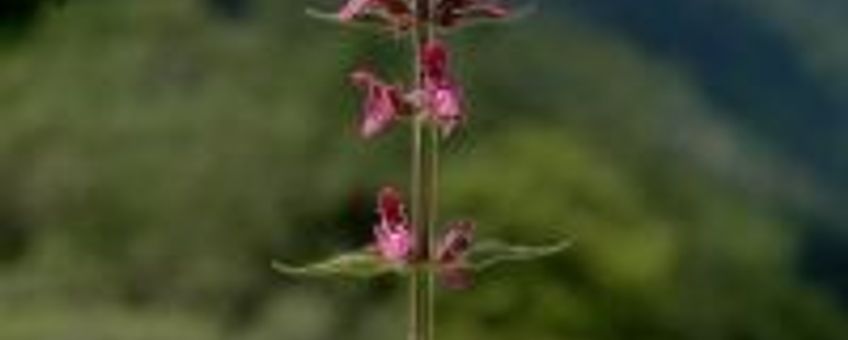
(557, 0), (848, 308)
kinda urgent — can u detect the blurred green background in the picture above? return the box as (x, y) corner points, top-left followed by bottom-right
(1, 0), (847, 339)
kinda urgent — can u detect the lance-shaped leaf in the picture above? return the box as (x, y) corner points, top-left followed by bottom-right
(467, 238), (572, 271)
(304, 8), (386, 30)
(272, 249), (398, 279)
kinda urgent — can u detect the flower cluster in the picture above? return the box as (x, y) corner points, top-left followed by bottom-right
(372, 187), (475, 289)
(339, 0), (513, 139)
(336, 0), (509, 31)
(350, 39), (464, 138)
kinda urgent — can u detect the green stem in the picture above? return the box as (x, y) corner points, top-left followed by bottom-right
(426, 122), (440, 340)
(409, 115), (425, 340)
(410, 2), (436, 340)
(410, 117), (438, 340)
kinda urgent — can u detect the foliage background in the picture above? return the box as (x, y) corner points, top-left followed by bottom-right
(0, 0), (847, 339)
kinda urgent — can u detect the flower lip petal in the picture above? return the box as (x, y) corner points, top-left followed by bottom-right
(374, 220), (415, 262)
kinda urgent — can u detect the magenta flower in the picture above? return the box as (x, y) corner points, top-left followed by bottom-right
(350, 69), (408, 139)
(421, 40), (465, 135)
(373, 187), (416, 264)
(436, 220), (475, 289)
(336, 0), (414, 30)
(336, 0), (369, 20)
(435, 0), (510, 28)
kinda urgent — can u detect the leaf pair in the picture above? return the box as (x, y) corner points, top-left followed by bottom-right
(271, 238), (571, 281)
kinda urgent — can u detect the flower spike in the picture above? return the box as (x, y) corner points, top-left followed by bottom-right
(275, 2), (572, 336)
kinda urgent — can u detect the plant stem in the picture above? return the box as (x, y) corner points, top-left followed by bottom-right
(409, 115), (426, 340)
(426, 121), (440, 339)
(410, 119), (438, 340)
(409, 2), (435, 340)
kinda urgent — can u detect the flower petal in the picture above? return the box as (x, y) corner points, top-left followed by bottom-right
(374, 220), (415, 262)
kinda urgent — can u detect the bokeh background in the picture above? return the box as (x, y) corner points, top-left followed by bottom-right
(1, 0), (847, 339)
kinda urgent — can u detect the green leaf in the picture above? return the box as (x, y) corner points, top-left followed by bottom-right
(271, 250), (397, 279)
(304, 8), (343, 23)
(467, 238), (572, 271)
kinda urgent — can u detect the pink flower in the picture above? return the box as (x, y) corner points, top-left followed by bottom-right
(370, 188), (475, 283)
(350, 69), (408, 139)
(336, 0), (414, 30)
(373, 187), (416, 264)
(436, 220), (475, 289)
(337, 0), (371, 20)
(435, 0), (510, 28)
(421, 40), (465, 135)
(436, 220), (474, 263)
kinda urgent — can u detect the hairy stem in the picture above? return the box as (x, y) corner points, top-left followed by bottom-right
(409, 2), (436, 340)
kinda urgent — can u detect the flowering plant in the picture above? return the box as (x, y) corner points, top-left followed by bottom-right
(273, 1), (568, 339)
